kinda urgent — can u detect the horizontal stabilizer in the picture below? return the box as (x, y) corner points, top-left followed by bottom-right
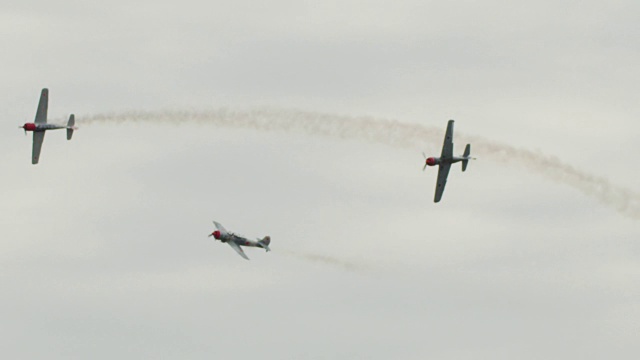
(67, 114), (75, 140)
(462, 144), (470, 172)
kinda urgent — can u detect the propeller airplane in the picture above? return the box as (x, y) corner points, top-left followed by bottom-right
(209, 221), (271, 260)
(423, 120), (475, 202)
(20, 88), (76, 164)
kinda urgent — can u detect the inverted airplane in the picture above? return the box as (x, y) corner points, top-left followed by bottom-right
(209, 221), (271, 260)
(423, 120), (475, 203)
(21, 88), (76, 164)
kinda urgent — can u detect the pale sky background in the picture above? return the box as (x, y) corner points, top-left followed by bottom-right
(1, 1), (639, 359)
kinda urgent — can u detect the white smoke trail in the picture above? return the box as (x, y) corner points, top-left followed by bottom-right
(80, 109), (640, 220)
(462, 134), (640, 219)
(279, 249), (369, 272)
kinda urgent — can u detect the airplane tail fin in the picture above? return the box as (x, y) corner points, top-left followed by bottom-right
(462, 144), (471, 172)
(258, 236), (271, 252)
(66, 114), (75, 140)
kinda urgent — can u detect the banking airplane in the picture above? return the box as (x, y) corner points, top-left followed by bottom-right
(209, 221), (271, 260)
(423, 120), (475, 202)
(20, 88), (76, 164)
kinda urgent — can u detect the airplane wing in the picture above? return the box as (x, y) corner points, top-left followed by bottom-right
(213, 221), (229, 235)
(434, 163), (451, 203)
(227, 241), (250, 260)
(35, 88), (48, 124)
(440, 120), (454, 159)
(32, 131), (45, 165)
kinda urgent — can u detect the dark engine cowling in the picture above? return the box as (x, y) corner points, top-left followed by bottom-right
(23, 123), (37, 131)
(426, 157), (439, 166)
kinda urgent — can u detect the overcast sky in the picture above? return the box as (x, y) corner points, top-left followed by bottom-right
(1, 1), (639, 359)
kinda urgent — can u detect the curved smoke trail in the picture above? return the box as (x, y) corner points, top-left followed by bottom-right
(81, 108), (640, 220)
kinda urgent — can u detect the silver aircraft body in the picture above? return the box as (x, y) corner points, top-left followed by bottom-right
(423, 120), (475, 202)
(209, 221), (271, 260)
(20, 88), (76, 164)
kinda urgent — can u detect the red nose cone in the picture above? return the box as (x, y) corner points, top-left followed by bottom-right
(212, 230), (221, 239)
(426, 157), (437, 166)
(23, 123), (37, 131)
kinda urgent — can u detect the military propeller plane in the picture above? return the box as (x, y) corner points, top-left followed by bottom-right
(209, 221), (271, 260)
(423, 120), (475, 203)
(20, 88), (76, 164)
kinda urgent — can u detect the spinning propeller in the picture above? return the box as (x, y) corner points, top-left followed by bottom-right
(422, 152), (428, 171)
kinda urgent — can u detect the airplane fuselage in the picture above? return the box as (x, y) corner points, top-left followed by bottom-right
(425, 156), (470, 167)
(22, 122), (67, 132)
(211, 231), (263, 248)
